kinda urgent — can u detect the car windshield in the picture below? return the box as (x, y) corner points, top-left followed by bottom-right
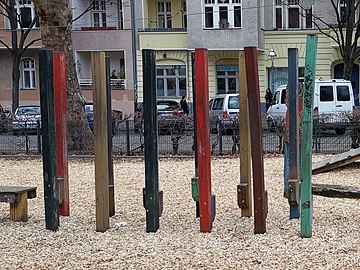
(16, 107), (40, 115)
(85, 104), (93, 112)
(157, 102), (180, 111)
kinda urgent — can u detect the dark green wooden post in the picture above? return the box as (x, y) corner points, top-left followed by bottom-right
(39, 49), (59, 231)
(301, 34), (318, 238)
(142, 49), (160, 232)
(105, 57), (115, 217)
(288, 48), (300, 219)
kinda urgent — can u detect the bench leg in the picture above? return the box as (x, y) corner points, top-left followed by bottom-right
(10, 192), (28, 222)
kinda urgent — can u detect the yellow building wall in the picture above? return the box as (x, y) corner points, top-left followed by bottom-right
(262, 30), (360, 102)
(146, 0), (184, 28)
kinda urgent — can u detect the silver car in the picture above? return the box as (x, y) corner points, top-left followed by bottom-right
(12, 105), (41, 135)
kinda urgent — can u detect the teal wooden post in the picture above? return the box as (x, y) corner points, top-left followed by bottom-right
(39, 49), (59, 231)
(300, 34), (318, 238)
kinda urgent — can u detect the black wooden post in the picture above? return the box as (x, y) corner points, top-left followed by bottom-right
(105, 57), (115, 217)
(142, 49), (160, 232)
(288, 48), (300, 219)
(126, 120), (130, 155)
(39, 49), (59, 231)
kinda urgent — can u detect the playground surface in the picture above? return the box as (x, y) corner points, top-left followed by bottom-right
(0, 155), (359, 269)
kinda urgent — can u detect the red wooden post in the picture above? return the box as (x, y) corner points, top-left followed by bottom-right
(53, 52), (69, 216)
(195, 48), (212, 233)
(244, 47), (267, 234)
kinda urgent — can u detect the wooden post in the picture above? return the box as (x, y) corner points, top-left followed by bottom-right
(288, 48), (300, 219)
(238, 51), (252, 217)
(105, 57), (115, 217)
(142, 49), (160, 233)
(300, 34), (318, 238)
(53, 51), (69, 216)
(195, 48), (213, 233)
(244, 47), (267, 234)
(92, 52), (110, 232)
(39, 49), (59, 231)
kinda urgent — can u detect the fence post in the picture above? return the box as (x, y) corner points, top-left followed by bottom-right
(219, 120), (223, 155)
(37, 120), (42, 154)
(126, 120), (130, 155)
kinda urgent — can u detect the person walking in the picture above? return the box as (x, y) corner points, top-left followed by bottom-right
(180, 96), (189, 115)
(265, 88), (273, 112)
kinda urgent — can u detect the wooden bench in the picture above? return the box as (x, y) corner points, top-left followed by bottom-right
(0, 186), (37, 222)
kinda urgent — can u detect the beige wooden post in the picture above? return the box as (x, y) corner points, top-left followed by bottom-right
(238, 51), (252, 217)
(92, 52), (110, 232)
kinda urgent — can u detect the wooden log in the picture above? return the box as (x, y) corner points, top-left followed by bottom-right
(92, 52), (110, 232)
(300, 34), (318, 238)
(238, 50), (252, 217)
(312, 184), (360, 199)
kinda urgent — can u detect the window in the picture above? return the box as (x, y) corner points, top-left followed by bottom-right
(14, 0), (39, 29)
(157, 2), (172, 29)
(204, 0), (242, 29)
(337, 86), (350, 101)
(320, 86), (334, 102)
(274, 0), (313, 30)
(156, 65), (186, 98)
(21, 58), (36, 89)
(92, 0), (107, 27)
(216, 65), (238, 94)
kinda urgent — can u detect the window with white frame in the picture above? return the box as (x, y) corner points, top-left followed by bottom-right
(274, 0), (313, 30)
(204, 0), (242, 29)
(21, 58), (36, 89)
(157, 2), (172, 29)
(156, 65), (186, 97)
(216, 65), (239, 94)
(14, 0), (39, 29)
(92, 0), (107, 27)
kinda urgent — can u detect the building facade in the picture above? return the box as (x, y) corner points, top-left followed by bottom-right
(0, 0), (135, 116)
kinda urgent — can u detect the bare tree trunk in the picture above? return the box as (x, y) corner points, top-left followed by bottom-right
(12, 56), (20, 113)
(33, 0), (92, 152)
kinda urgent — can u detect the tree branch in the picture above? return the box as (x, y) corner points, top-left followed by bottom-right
(0, 39), (11, 52)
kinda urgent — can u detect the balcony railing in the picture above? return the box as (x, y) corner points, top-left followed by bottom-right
(79, 78), (126, 90)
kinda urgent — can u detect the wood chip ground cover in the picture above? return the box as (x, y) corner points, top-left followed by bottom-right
(0, 155), (359, 269)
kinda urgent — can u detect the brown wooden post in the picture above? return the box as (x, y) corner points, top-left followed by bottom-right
(238, 51), (252, 217)
(245, 47), (267, 234)
(92, 52), (110, 232)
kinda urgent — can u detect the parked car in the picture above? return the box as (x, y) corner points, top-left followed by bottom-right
(134, 100), (186, 134)
(267, 79), (355, 134)
(84, 103), (94, 130)
(12, 105), (41, 135)
(209, 93), (239, 134)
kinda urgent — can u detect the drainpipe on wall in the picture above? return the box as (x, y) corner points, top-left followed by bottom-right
(130, 0), (138, 106)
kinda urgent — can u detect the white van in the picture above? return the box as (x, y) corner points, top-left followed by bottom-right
(209, 93), (239, 133)
(266, 79), (355, 134)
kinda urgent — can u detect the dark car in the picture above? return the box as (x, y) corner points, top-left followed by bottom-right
(85, 103), (117, 136)
(134, 100), (186, 134)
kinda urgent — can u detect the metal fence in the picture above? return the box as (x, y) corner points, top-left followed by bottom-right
(0, 114), (356, 156)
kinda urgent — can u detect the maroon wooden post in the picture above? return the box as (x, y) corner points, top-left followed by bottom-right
(244, 47), (267, 234)
(195, 48), (213, 233)
(53, 52), (69, 216)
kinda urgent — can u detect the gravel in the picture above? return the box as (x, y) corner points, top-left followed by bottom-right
(0, 154), (359, 269)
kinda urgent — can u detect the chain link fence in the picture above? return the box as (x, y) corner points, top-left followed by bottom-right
(0, 111), (356, 156)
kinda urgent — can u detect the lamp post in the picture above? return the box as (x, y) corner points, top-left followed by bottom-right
(268, 49), (277, 93)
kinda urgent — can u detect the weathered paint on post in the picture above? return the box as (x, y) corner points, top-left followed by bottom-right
(53, 51), (69, 217)
(195, 48), (213, 233)
(39, 49), (59, 231)
(105, 57), (115, 217)
(288, 48), (300, 219)
(142, 49), (160, 233)
(238, 51), (252, 217)
(92, 52), (110, 232)
(301, 34), (318, 238)
(244, 47), (267, 234)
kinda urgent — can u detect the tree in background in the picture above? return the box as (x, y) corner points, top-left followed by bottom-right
(0, 0), (41, 113)
(310, 0), (360, 80)
(32, 0), (92, 151)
